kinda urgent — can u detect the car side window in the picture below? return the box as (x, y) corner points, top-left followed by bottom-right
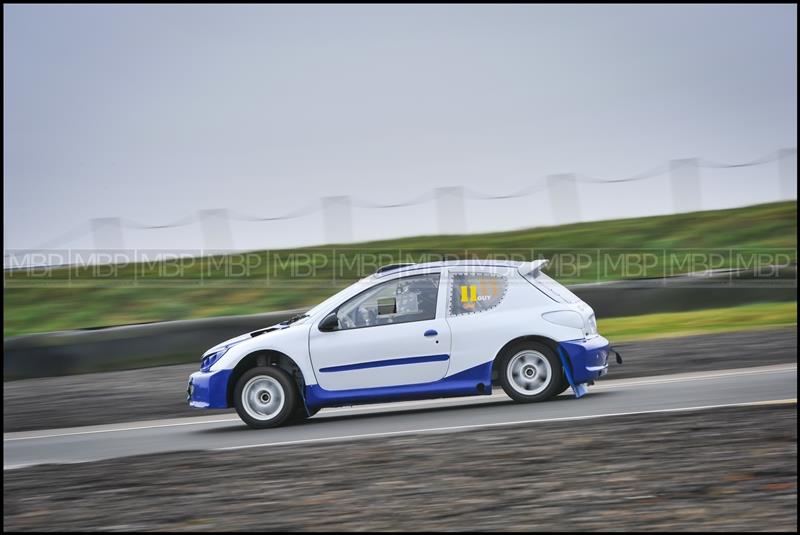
(337, 273), (440, 329)
(449, 272), (508, 316)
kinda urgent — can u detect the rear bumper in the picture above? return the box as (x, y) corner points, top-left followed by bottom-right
(187, 369), (232, 409)
(558, 335), (610, 385)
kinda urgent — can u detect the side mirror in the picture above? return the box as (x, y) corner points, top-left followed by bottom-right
(318, 312), (340, 332)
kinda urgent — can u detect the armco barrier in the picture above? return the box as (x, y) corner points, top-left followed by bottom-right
(4, 267), (796, 380)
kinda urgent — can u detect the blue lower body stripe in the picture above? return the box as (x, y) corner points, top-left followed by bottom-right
(306, 361), (493, 409)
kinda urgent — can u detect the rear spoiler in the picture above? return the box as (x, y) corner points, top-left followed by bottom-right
(518, 259), (549, 278)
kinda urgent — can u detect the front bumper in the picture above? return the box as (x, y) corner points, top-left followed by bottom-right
(187, 369), (232, 409)
(558, 335), (610, 387)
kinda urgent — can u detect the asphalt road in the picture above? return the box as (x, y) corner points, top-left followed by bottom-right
(4, 363), (796, 470)
(6, 328), (796, 432)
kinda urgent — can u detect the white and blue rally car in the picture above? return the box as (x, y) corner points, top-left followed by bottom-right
(187, 259), (619, 428)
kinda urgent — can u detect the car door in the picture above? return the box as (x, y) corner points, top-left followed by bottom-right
(308, 272), (451, 391)
(444, 267), (512, 376)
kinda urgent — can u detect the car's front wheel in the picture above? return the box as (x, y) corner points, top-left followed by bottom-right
(498, 341), (563, 403)
(234, 366), (298, 429)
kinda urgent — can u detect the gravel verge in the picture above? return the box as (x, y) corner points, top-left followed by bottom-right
(3, 404), (796, 531)
(3, 327), (796, 433)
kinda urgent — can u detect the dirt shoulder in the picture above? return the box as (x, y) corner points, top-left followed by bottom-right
(4, 404), (796, 531)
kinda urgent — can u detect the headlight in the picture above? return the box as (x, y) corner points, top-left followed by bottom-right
(586, 314), (598, 336)
(200, 347), (229, 371)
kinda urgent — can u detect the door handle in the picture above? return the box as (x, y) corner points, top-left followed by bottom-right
(424, 329), (438, 337)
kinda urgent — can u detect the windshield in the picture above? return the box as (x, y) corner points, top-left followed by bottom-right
(523, 271), (581, 304)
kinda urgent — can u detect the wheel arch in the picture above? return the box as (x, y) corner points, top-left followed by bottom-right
(226, 350), (307, 407)
(491, 335), (569, 385)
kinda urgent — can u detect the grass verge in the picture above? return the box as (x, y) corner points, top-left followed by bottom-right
(600, 301), (798, 342)
(4, 201), (796, 337)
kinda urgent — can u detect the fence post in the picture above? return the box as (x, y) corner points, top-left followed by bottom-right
(322, 196), (353, 244)
(546, 174), (581, 225)
(435, 186), (466, 235)
(669, 158), (702, 213)
(198, 209), (233, 252)
(778, 148), (797, 199)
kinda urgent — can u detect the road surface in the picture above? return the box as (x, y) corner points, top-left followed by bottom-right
(4, 363), (796, 470)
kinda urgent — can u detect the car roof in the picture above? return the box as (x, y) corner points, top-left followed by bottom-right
(373, 259), (524, 278)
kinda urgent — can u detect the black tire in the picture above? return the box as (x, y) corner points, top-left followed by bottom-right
(555, 371), (571, 396)
(234, 366), (298, 429)
(497, 341), (564, 403)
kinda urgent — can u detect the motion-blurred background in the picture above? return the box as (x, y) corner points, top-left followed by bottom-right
(4, 4), (797, 339)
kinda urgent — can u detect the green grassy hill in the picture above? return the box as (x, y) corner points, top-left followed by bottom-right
(4, 201), (796, 337)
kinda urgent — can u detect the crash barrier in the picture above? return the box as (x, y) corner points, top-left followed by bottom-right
(4, 266), (796, 380)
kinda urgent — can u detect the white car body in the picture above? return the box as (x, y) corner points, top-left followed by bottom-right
(188, 259), (612, 427)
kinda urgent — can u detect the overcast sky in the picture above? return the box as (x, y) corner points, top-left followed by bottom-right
(4, 4), (797, 252)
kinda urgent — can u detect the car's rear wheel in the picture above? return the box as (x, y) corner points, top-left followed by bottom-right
(234, 366), (297, 429)
(498, 341), (563, 403)
(555, 372), (571, 395)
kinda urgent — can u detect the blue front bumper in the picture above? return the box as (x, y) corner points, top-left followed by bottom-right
(187, 369), (232, 409)
(558, 335), (610, 386)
